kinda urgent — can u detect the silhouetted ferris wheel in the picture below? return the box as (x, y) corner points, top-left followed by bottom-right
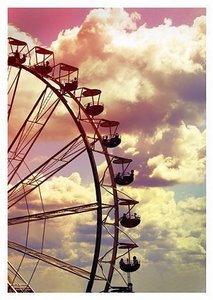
(8, 37), (141, 293)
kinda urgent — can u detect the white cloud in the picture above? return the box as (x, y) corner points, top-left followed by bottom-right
(9, 170), (205, 291)
(8, 24), (39, 50)
(146, 123), (206, 184)
(117, 186), (205, 291)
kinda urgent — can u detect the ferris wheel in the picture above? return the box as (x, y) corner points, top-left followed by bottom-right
(7, 37), (141, 293)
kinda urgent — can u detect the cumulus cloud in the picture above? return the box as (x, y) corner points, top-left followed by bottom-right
(117, 186), (205, 291)
(8, 172), (99, 291)
(50, 10), (205, 101)
(118, 133), (140, 156)
(51, 8), (206, 187)
(144, 123), (206, 185)
(8, 8), (206, 187)
(8, 24), (39, 49)
(8, 167), (206, 292)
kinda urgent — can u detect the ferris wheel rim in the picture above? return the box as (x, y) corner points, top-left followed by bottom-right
(7, 63), (110, 292)
(8, 35), (142, 293)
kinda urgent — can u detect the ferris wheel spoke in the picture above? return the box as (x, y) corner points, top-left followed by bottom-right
(8, 86), (60, 184)
(8, 241), (105, 281)
(8, 203), (112, 225)
(8, 37), (141, 293)
(8, 68), (21, 120)
(8, 262), (34, 293)
(8, 135), (86, 209)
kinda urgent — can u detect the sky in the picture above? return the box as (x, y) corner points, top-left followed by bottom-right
(5, 6), (207, 297)
(8, 8), (206, 47)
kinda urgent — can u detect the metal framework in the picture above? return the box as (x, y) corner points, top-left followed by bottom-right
(8, 37), (141, 293)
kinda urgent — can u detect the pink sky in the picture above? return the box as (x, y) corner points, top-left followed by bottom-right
(8, 8), (206, 46)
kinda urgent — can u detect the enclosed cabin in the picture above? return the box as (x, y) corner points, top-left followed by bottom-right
(120, 213), (141, 228)
(118, 243), (140, 272)
(82, 88), (104, 116)
(8, 37), (29, 67)
(113, 158), (134, 185)
(100, 120), (121, 148)
(119, 256), (140, 273)
(119, 198), (141, 228)
(29, 46), (55, 76)
(52, 63), (79, 93)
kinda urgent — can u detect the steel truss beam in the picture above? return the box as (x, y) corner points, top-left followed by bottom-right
(8, 86), (60, 183)
(9, 241), (105, 281)
(8, 262), (34, 293)
(8, 68), (21, 120)
(8, 63), (105, 293)
(8, 135), (86, 208)
(9, 202), (112, 225)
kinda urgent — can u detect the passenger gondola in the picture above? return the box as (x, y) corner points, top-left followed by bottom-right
(53, 63), (79, 93)
(120, 213), (141, 228)
(83, 89), (104, 116)
(30, 46), (55, 76)
(119, 256), (140, 273)
(115, 171), (134, 185)
(64, 78), (78, 92)
(34, 62), (52, 75)
(8, 37), (29, 67)
(113, 157), (134, 186)
(100, 120), (121, 148)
